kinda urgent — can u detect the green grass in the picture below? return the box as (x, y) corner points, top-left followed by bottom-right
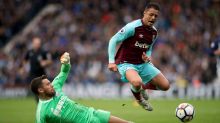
(0, 98), (220, 123)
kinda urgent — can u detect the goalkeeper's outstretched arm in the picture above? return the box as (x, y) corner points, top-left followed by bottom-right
(52, 52), (71, 91)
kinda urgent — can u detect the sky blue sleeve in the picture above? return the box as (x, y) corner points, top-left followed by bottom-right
(108, 23), (136, 63)
(146, 26), (158, 57)
(146, 39), (156, 57)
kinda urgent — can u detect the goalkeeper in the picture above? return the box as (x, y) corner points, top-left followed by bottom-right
(30, 52), (131, 123)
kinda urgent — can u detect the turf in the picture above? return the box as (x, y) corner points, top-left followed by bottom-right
(0, 98), (219, 123)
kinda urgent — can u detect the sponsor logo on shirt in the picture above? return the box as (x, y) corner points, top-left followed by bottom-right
(135, 41), (149, 49)
(52, 96), (67, 116)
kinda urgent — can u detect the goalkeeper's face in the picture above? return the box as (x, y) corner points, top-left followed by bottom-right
(39, 79), (56, 97)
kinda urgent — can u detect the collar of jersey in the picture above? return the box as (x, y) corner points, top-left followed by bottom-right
(39, 98), (53, 103)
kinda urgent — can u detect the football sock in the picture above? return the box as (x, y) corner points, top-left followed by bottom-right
(130, 85), (141, 93)
(130, 85), (142, 100)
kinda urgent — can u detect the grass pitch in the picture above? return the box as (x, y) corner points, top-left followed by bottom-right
(0, 98), (219, 123)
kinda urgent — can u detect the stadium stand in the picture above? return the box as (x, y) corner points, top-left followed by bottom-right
(0, 0), (220, 98)
(0, 0), (47, 47)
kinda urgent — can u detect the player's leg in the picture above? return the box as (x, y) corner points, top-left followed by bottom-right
(140, 63), (169, 91)
(150, 73), (170, 91)
(117, 63), (143, 100)
(109, 115), (132, 123)
(117, 63), (153, 111)
(92, 109), (132, 123)
(126, 69), (142, 94)
(126, 69), (153, 111)
(142, 73), (170, 91)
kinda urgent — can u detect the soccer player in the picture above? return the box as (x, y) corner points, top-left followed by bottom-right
(108, 2), (170, 111)
(210, 36), (220, 98)
(30, 52), (131, 123)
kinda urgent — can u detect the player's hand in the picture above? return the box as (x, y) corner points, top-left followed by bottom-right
(60, 52), (70, 64)
(108, 63), (118, 72)
(142, 52), (151, 63)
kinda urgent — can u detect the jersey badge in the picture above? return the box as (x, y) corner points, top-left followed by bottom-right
(119, 28), (125, 34)
(139, 34), (144, 38)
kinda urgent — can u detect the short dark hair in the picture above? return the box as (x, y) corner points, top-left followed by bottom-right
(30, 75), (47, 95)
(145, 2), (160, 11)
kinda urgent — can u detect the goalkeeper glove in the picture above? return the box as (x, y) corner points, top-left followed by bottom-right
(60, 52), (70, 64)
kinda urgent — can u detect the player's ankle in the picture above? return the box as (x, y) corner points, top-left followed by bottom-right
(130, 85), (142, 93)
(140, 89), (149, 100)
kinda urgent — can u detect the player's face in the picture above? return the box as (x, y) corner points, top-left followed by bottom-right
(143, 8), (159, 27)
(40, 79), (55, 97)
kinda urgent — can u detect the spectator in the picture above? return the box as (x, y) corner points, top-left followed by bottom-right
(22, 36), (52, 101)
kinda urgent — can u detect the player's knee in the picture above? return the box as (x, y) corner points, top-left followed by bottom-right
(161, 81), (170, 91)
(130, 80), (142, 87)
(164, 83), (170, 91)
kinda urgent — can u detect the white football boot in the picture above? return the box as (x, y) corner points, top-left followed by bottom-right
(138, 98), (153, 111)
(139, 89), (153, 111)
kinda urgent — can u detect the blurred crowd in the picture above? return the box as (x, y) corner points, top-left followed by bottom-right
(0, 0), (47, 47)
(0, 0), (220, 90)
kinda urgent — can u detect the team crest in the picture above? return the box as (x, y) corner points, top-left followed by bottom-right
(119, 28), (125, 34)
(139, 34), (144, 38)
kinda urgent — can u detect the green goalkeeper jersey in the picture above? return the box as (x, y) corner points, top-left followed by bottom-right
(36, 64), (96, 123)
